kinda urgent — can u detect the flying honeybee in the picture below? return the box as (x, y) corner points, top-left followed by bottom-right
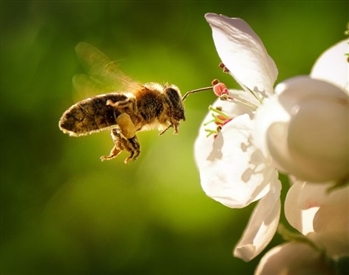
(59, 42), (211, 163)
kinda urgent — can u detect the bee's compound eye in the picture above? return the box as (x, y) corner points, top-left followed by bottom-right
(164, 87), (185, 121)
(165, 87), (181, 104)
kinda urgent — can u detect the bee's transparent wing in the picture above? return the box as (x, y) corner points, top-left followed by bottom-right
(73, 42), (140, 98)
(72, 74), (113, 100)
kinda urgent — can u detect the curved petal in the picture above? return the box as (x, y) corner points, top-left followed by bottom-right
(257, 76), (349, 182)
(195, 99), (279, 208)
(233, 184), (281, 261)
(308, 231), (349, 257)
(205, 13), (278, 95)
(255, 242), (335, 275)
(284, 181), (318, 235)
(311, 39), (349, 93)
(296, 181), (336, 208)
(253, 95), (291, 160)
(285, 180), (349, 256)
(299, 183), (349, 257)
(312, 185), (349, 233)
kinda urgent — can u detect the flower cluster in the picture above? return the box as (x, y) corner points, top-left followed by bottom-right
(195, 13), (349, 274)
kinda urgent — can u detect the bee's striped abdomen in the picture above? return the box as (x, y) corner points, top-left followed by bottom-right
(59, 93), (127, 136)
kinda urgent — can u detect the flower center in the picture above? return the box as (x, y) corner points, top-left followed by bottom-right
(204, 79), (264, 138)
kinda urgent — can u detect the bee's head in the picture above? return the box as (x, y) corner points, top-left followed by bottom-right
(164, 85), (185, 121)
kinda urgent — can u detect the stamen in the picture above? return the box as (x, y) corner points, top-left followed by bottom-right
(205, 128), (219, 137)
(219, 62), (230, 73)
(229, 96), (259, 110)
(211, 79), (219, 85)
(203, 105), (233, 137)
(243, 85), (265, 105)
(212, 80), (230, 97)
(208, 105), (231, 119)
(212, 80), (260, 110)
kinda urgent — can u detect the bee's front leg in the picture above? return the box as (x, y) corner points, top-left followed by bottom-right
(159, 121), (180, 136)
(171, 121), (180, 134)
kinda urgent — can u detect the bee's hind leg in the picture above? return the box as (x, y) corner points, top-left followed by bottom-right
(100, 129), (141, 164)
(123, 136), (140, 163)
(100, 129), (124, 161)
(114, 112), (140, 163)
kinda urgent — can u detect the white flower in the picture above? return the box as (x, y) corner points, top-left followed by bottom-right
(195, 12), (348, 262)
(255, 181), (349, 275)
(195, 13), (281, 261)
(285, 180), (349, 257)
(254, 40), (349, 183)
(311, 39), (348, 91)
(253, 40), (348, 273)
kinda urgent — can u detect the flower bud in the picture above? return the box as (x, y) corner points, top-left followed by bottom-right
(256, 76), (349, 182)
(255, 242), (335, 275)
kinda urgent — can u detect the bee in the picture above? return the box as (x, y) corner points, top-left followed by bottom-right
(59, 42), (211, 163)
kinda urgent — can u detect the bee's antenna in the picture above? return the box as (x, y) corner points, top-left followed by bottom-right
(182, 86), (213, 102)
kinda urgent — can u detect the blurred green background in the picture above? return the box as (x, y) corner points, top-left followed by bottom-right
(1, 1), (347, 274)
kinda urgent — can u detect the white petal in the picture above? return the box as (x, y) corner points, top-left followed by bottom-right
(311, 39), (349, 93)
(205, 13), (278, 95)
(195, 101), (279, 208)
(294, 182), (349, 257)
(285, 179), (349, 252)
(233, 185), (281, 261)
(311, 184), (349, 233)
(308, 231), (349, 257)
(253, 95), (291, 160)
(258, 76), (349, 182)
(255, 242), (334, 275)
(296, 181), (335, 208)
(284, 181), (318, 235)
